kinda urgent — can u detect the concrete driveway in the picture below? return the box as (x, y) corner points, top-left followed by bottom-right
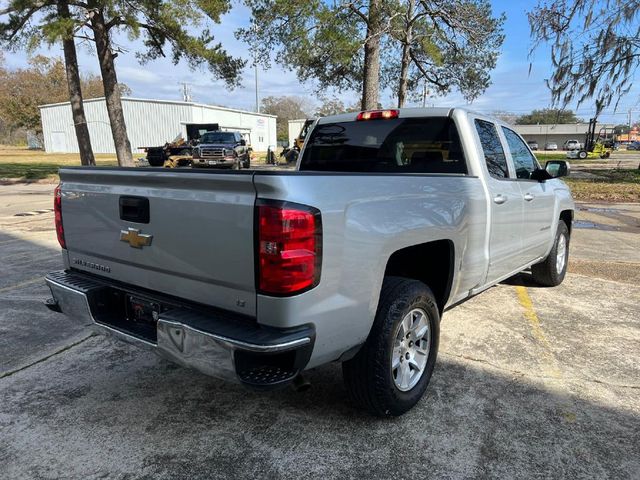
(1, 183), (638, 479)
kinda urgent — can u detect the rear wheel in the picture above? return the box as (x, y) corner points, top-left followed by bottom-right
(342, 277), (440, 416)
(147, 155), (165, 167)
(531, 220), (570, 287)
(284, 149), (299, 164)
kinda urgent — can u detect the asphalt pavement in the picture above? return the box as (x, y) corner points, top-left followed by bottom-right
(1, 182), (638, 479)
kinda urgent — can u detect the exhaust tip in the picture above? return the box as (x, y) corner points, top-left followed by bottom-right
(292, 374), (311, 392)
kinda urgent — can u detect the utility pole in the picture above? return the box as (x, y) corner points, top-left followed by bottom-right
(254, 23), (259, 113)
(180, 82), (192, 102)
(422, 81), (428, 108)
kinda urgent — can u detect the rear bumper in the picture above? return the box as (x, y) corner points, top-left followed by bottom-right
(45, 270), (314, 389)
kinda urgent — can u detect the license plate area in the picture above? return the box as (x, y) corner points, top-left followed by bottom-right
(126, 295), (160, 325)
(91, 288), (171, 343)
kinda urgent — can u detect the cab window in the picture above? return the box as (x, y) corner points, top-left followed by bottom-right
(502, 127), (539, 179)
(474, 119), (509, 179)
(300, 117), (467, 174)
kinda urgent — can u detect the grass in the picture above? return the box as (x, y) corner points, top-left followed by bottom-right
(0, 146), (117, 181)
(564, 169), (640, 202)
(535, 152), (568, 161)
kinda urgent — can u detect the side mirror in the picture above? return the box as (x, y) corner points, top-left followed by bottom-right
(239, 139), (246, 146)
(545, 160), (570, 178)
(530, 168), (553, 182)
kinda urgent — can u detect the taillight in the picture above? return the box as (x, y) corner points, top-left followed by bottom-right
(54, 184), (66, 249)
(356, 109), (399, 121)
(257, 201), (322, 295)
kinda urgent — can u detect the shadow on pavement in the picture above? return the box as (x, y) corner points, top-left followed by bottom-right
(501, 271), (544, 288)
(0, 337), (637, 479)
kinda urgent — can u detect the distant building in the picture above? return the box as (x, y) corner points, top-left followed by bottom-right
(514, 122), (614, 149)
(616, 128), (639, 143)
(39, 97), (277, 153)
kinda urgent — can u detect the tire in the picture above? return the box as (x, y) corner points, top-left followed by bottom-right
(531, 220), (570, 287)
(342, 277), (440, 416)
(578, 150), (587, 159)
(147, 156), (165, 167)
(284, 149), (299, 164)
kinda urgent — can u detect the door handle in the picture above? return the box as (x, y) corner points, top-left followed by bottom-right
(524, 193), (535, 202)
(493, 194), (507, 205)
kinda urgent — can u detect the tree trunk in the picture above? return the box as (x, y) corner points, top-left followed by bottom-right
(397, 0), (415, 108)
(90, 9), (133, 166)
(57, 0), (95, 166)
(361, 0), (383, 110)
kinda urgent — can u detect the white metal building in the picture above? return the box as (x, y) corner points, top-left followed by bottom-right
(39, 97), (277, 153)
(514, 122), (614, 148)
(288, 119), (307, 147)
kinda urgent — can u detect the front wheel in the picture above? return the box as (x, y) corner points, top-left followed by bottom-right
(342, 277), (440, 416)
(578, 150), (588, 159)
(531, 220), (570, 287)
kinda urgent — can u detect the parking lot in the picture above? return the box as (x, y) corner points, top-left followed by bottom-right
(1, 182), (638, 479)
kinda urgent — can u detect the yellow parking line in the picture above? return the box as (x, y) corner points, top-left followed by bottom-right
(0, 277), (44, 293)
(516, 286), (550, 346)
(515, 286), (562, 378)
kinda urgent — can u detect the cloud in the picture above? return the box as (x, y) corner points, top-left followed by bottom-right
(117, 66), (159, 85)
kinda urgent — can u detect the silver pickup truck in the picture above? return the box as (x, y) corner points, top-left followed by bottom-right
(46, 108), (574, 416)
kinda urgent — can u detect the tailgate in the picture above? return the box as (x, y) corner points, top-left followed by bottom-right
(59, 168), (257, 316)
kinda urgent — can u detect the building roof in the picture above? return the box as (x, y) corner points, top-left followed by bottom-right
(38, 96), (277, 118)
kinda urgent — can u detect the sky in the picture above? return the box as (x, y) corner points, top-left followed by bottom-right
(3, 0), (639, 125)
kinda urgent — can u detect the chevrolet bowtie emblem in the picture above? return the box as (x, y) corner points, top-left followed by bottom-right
(120, 228), (153, 248)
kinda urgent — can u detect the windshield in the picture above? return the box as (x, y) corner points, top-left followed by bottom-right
(200, 132), (236, 144)
(299, 117), (467, 173)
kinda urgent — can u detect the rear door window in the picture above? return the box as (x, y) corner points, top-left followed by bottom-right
(299, 117), (467, 174)
(474, 119), (509, 179)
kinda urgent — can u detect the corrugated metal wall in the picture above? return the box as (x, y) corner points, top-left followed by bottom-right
(40, 98), (277, 154)
(189, 104), (276, 151)
(125, 100), (193, 153)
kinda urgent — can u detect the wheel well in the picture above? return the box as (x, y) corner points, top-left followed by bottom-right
(383, 240), (454, 312)
(560, 210), (573, 234)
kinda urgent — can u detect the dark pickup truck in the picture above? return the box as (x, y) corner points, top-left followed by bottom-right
(192, 131), (251, 169)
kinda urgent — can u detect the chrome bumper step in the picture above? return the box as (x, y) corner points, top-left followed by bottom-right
(45, 270), (314, 387)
